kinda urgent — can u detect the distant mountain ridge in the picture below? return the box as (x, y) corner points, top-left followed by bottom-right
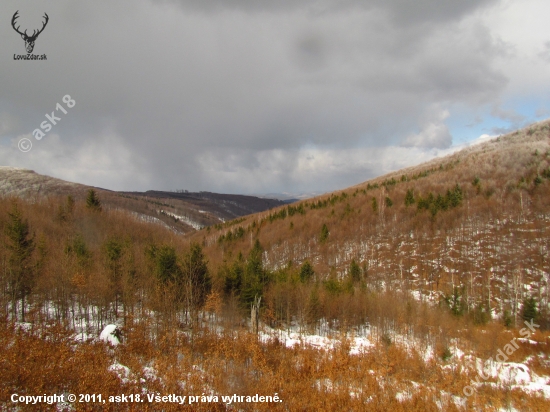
(0, 167), (287, 233)
(122, 190), (287, 220)
(252, 191), (326, 202)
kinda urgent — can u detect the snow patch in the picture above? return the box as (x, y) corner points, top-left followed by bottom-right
(259, 325), (373, 354)
(108, 363), (131, 383)
(99, 324), (121, 346)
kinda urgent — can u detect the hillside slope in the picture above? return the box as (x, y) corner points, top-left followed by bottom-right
(0, 167), (286, 233)
(1, 125), (550, 410)
(194, 120), (550, 320)
(123, 190), (287, 221)
(0, 166), (87, 198)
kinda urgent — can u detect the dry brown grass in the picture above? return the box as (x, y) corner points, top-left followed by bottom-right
(2, 120), (550, 410)
(1, 318), (549, 411)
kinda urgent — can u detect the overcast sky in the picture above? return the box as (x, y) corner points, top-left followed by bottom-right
(1, 0), (550, 194)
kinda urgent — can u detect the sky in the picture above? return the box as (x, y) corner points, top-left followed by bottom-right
(1, 0), (550, 195)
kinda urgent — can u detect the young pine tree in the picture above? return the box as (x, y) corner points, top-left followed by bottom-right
(371, 197), (378, 213)
(240, 240), (266, 308)
(182, 242), (211, 324)
(86, 189), (102, 211)
(445, 287), (465, 317)
(5, 203), (35, 321)
(319, 224), (329, 243)
(404, 189), (415, 207)
(147, 244), (181, 284)
(223, 253), (244, 297)
(299, 261), (315, 283)
(522, 297), (538, 323)
(349, 259), (361, 283)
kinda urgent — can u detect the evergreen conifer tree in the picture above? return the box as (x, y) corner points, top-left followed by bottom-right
(522, 297), (538, 323)
(86, 189), (102, 211)
(349, 259), (361, 283)
(405, 189), (415, 206)
(319, 224), (329, 243)
(240, 240), (265, 308)
(5, 203), (35, 321)
(182, 242), (211, 323)
(299, 260), (315, 283)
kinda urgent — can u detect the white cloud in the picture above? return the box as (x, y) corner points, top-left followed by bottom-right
(401, 107), (452, 149)
(197, 144), (461, 193)
(0, 131), (151, 191)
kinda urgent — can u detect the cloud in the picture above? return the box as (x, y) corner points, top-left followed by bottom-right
(535, 106), (550, 118)
(196, 144), (456, 194)
(401, 107), (452, 149)
(491, 105), (525, 123)
(0, 112), (18, 136)
(539, 41), (550, 62)
(1, 132), (151, 191)
(0, 0), (545, 194)
(154, 0), (498, 25)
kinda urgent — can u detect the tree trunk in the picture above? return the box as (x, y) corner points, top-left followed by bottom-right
(251, 295), (261, 335)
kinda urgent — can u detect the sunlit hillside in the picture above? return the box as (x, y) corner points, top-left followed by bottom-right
(195, 120), (550, 326)
(1, 121), (550, 410)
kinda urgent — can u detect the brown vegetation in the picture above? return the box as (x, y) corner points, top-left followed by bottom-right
(198, 120), (550, 327)
(1, 121), (550, 410)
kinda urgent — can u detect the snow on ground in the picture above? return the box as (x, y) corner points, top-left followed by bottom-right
(130, 211), (175, 231)
(73, 331), (94, 343)
(474, 359), (532, 385)
(461, 355), (550, 399)
(15, 322), (32, 332)
(11, 301), (550, 405)
(159, 209), (204, 230)
(259, 324), (374, 354)
(517, 337), (539, 345)
(141, 366), (160, 383)
(99, 324), (121, 346)
(258, 322), (550, 404)
(423, 344), (435, 362)
(108, 363), (131, 384)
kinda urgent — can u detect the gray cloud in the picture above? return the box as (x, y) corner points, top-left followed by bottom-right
(154, 0), (498, 24)
(491, 105), (525, 124)
(401, 106), (452, 149)
(0, 0), (524, 193)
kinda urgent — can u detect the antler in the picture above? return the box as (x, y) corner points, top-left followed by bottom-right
(30, 13), (49, 39)
(11, 10), (26, 37)
(11, 11), (49, 39)
(32, 13), (50, 37)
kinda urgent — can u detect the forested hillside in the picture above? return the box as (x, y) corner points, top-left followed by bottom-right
(195, 120), (550, 329)
(1, 121), (550, 410)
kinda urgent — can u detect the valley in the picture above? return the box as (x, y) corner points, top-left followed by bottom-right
(1, 121), (550, 410)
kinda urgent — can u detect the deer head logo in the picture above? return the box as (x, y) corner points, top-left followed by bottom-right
(11, 11), (49, 54)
